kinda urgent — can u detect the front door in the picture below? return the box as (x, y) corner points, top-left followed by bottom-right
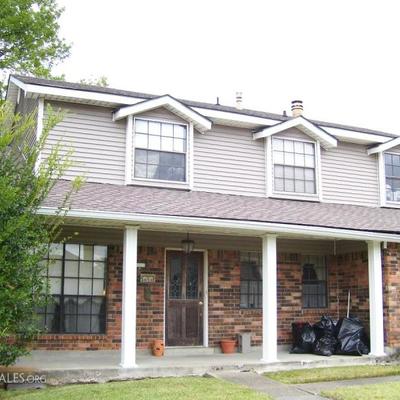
(166, 251), (204, 346)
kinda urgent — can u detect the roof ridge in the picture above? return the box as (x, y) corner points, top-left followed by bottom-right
(9, 74), (399, 138)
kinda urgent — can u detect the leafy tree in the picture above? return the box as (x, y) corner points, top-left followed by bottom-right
(79, 76), (109, 87)
(0, 0), (70, 96)
(0, 102), (82, 366)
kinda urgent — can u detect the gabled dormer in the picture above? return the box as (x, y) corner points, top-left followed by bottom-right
(113, 95), (212, 189)
(253, 101), (337, 201)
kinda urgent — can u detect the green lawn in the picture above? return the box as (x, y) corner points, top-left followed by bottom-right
(322, 381), (400, 400)
(265, 364), (400, 384)
(0, 377), (270, 400)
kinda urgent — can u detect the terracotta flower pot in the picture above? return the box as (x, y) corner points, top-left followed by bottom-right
(152, 339), (164, 357)
(220, 339), (236, 354)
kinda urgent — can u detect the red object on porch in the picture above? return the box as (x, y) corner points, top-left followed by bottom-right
(220, 339), (237, 354)
(152, 340), (164, 357)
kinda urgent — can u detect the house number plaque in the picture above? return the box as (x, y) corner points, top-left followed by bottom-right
(140, 273), (156, 284)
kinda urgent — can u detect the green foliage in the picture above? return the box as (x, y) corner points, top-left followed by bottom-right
(79, 76), (109, 87)
(0, 102), (82, 366)
(0, 0), (70, 95)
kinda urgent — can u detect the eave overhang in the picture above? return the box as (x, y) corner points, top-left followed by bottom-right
(367, 136), (400, 155)
(253, 116), (338, 149)
(113, 95), (212, 133)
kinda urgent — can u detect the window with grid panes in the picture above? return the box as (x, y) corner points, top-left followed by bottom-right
(272, 137), (316, 194)
(134, 118), (187, 182)
(302, 255), (327, 308)
(385, 153), (400, 201)
(36, 243), (107, 334)
(240, 252), (262, 309)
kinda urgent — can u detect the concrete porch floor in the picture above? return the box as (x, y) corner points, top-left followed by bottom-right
(14, 349), (386, 385)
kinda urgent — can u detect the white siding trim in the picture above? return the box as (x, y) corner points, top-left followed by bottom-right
(267, 136), (322, 202)
(113, 95), (212, 133)
(378, 152), (386, 207)
(125, 115), (133, 184)
(35, 97), (44, 174)
(130, 116), (191, 189)
(189, 122), (194, 190)
(316, 140), (323, 201)
(265, 136), (272, 197)
(367, 136), (400, 155)
(254, 116), (337, 149)
(379, 151), (400, 208)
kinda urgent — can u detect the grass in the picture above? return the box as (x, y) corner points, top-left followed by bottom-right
(322, 381), (400, 400)
(0, 377), (271, 400)
(265, 364), (400, 384)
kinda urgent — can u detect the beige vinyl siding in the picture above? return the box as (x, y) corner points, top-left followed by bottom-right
(42, 101), (126, 184)
(135, 107), (187, 123)
(321, 142), (379, 206)
(193, 124), (265, 196)
(274, 127), (311, 141)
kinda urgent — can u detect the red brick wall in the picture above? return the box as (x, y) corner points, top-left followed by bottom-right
(277, 252), (369, 345)
(31, 245), (371, 351)
(32, 245), (165, 350)
(208, 250), (262, 347)
(383, 243), (400, 348)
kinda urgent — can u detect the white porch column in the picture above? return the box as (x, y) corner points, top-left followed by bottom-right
(120, 226), (139, 368)
(261, 234), (278, 363)
(367, 240), (385, 357)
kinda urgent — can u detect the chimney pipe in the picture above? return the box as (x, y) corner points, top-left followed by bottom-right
(291, 100), (303, 117)
(235, 91), (243, 109)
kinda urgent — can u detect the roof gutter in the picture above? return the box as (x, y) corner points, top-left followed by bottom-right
(38, 206), (400, 243)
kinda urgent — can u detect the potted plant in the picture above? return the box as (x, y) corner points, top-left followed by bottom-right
(220, 339), (236, 354)
(152, 339), (164, 357)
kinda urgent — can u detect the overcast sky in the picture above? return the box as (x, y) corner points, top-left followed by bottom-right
(54, 0), (400, 134)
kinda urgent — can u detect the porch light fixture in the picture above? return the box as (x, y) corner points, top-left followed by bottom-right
(181, 233), (195, 254)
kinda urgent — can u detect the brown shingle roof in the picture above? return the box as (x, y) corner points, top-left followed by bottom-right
(43, 181), (400, 234)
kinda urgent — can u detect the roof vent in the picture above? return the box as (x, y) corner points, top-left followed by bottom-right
(235, 91), (243, 109)
(291, 100), (303, 117)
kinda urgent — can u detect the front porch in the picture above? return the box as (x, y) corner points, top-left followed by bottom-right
(15, 349), (383, 384)
(29, 222), (397, 370)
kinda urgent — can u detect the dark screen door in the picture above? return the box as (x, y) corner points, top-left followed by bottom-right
(166, 251), (204, 346)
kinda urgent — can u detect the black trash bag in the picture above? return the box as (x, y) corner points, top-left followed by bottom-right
(313, 334), (338, 357)
(290, 322), (316, 354)
(336, 317), (369, 356)
(313, 316), (336, 340)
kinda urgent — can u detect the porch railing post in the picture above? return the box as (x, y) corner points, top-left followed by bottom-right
(261, 234), (278, 363)
(120, 225), (139, 368)
(367, 240), (385, 356)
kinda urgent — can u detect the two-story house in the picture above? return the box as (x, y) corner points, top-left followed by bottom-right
(6, 75), (400, 368)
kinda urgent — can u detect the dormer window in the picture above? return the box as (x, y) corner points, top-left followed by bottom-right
(134, 118), (187, 182)
(385, 153), (400, 201)
(272, 137), (316, 194)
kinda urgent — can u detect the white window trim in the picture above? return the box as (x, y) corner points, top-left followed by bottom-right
(266, 135), (322, 201)
(379, 151), (400, 208)
(125, 116), (192, 189)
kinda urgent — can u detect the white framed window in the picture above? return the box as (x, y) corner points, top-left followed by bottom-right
(133, 118), (188, 183)
(384, 152), (400, 202)
(271, 137), (319, 197)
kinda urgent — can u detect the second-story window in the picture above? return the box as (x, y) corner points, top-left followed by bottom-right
(272, 138), (316, 194)
(134, 118), (187, 182)
(385, 153), (400, 201)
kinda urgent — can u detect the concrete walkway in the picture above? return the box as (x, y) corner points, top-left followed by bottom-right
(212, 371), (328, 400)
